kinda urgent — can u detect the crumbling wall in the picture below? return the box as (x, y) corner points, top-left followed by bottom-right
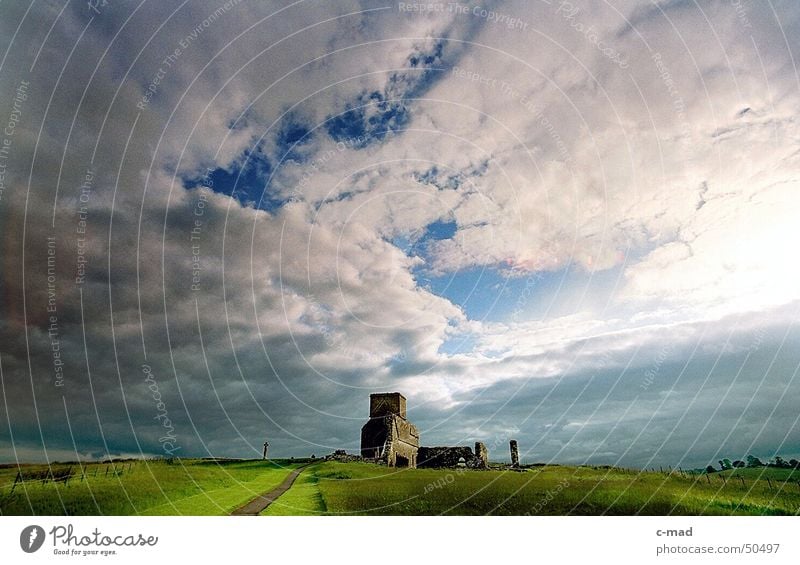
(510, 439), (520, 467)
(384, 414), (419, 467)
(418, 446), (478, 468)
(325, 450), (363, 463)
(361, 413), (419, 467)
(474, 442), (489, 468)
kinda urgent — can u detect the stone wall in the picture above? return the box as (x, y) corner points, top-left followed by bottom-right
(474, 442), (489, 468)
(510, 439), (520, 467)
(384, 414), (419, 467)
(369, 392), (406, 419)
(361, 414), (420, 465)
(325, 450), (363, 463)
(418, 446), (478, 468)
(359, 392), (498, 470)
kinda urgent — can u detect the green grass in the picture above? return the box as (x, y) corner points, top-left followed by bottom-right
(717, 466), (800, 482)
(261, 469), (326, 516)
(261, 461), (800, 516)
(3, 459), (799, 515)
(0, 459), (303, 516)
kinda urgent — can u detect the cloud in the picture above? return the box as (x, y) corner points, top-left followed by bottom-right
(0, 0), (798, 468)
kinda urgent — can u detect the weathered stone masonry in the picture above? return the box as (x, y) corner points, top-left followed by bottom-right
(417, 442), (489, 469)
(360, 392), (490, 469)
(360, 393), (420, 467)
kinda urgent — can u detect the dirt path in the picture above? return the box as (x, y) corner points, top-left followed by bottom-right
(230, 463), (314, 516)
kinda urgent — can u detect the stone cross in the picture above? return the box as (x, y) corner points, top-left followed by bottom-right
(262, 440), (269, 460)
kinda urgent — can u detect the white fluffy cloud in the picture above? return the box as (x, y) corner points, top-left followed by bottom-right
(1, 0), (798, 466)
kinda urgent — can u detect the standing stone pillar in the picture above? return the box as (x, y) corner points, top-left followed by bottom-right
(474, 442), (489, 468)
(509, 439), (520, 467)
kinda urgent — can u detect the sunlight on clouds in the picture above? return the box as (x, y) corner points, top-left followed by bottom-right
(1, 0), (799, 464)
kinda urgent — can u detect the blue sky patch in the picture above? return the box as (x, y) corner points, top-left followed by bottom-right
(424, 219), (457, 240)
(416, 266), (537, 321)
(326, 42), (448, 149)
(414, 160), (490, 191)
(183, 145), (284, 211)
(326, 90), (410, 148)
(391, 218), (458, 260)
(415, 262), (624, 323)
(276, 114), (313, 162)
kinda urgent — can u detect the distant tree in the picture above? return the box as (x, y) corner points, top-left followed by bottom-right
(732, 460), (745, 468)
(706, 465), (716, 474)
(746, 455), (763, 468)
(790, 459), (799, 469)
(772, 456), (790, 468)
(721, 459), (733, 470)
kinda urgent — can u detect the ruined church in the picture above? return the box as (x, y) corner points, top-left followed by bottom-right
(360, 392), (489, 469)
(360, 392), (420, 467)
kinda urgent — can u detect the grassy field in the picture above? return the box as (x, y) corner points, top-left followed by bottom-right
(262, 467), (327, 516)
(0, 459), (303, 516)
(264, 461), (800, 516)
(3, 459), (799, 515)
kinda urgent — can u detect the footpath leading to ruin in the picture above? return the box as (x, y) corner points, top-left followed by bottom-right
(231, 462), (315, 516)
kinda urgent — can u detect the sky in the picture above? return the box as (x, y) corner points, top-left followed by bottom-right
(0, 0), (799, 469)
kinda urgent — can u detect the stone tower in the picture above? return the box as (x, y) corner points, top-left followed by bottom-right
(360, 392), (419, 468)
(510, 439), (520, 467)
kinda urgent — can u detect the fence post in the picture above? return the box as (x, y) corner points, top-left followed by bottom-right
(10, 471), (20, 493)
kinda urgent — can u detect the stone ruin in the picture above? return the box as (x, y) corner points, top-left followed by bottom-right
(360, 392), (490, 469)
(475, 441), (489, 465)
(360, 392), (420, 467)
(325, 449), (363, 463)
(418, 443), (489, 469)
(510, 439), (520, 467)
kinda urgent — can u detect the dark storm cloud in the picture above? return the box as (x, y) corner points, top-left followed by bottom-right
(408, 317), (800, 468)
(0, 1), (799, 469)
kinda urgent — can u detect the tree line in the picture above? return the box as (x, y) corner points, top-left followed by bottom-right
(704, 455), (799, 474)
